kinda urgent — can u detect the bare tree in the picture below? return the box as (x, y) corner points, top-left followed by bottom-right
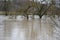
(4, 0), (11, 16)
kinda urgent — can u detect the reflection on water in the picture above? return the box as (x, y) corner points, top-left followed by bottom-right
(0, 15), (60, 40)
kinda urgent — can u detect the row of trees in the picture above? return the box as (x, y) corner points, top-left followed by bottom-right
(3, 0), (60, 19)
(17, 0), (53, 19)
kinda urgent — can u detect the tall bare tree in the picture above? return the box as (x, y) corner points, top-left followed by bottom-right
(4, 0), (11, 15)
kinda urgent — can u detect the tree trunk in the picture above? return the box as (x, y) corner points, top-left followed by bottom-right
(27, 15), (28, 20)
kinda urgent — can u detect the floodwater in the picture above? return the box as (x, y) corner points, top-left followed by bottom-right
(0, 15), (60, 40)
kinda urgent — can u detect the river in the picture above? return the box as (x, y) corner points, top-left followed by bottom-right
(0, 15), (60, 40)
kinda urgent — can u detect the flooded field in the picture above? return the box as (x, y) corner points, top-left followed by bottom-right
(0, 15), (60, 40)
